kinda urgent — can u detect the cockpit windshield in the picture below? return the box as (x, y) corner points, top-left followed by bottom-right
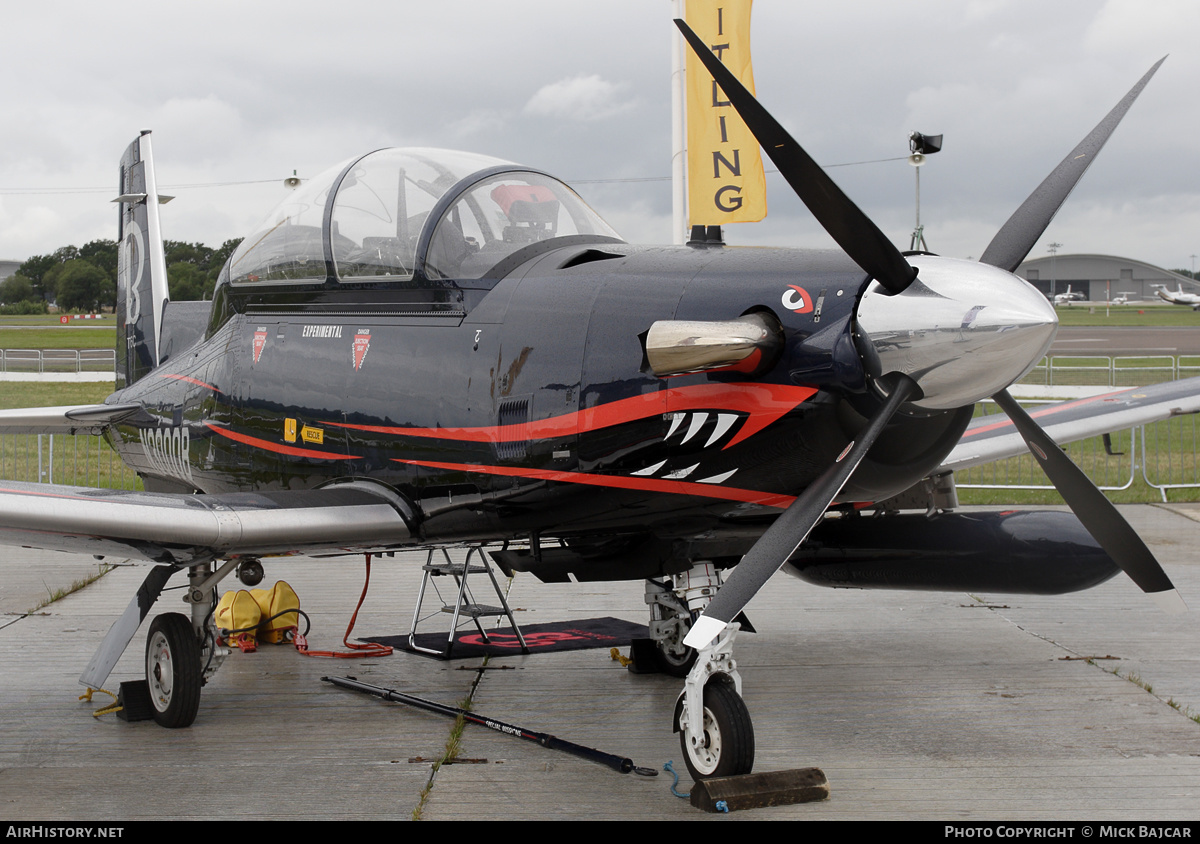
(424, 171), (621, 280)
(227, 148), (621, 287)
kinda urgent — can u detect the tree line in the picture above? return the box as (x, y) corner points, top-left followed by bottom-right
(0, 238), (243, 314)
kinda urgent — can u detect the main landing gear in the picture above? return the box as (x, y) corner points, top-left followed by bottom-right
(649, 563), (755, 780)
(82, 558), (237, 728)
(144, 560), (231, 728)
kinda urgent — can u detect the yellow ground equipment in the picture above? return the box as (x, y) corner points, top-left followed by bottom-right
(251, 581), (301, 643)
(214, 590), (261, 652)
(214, 581), (301, 651)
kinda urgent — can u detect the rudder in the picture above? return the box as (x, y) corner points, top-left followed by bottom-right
(115, 130), (171, 389)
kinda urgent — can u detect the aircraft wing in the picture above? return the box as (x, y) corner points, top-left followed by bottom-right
(941, 377), (1200, 472)
(0, 403), (145, 435)
(0, 480), (413, 565)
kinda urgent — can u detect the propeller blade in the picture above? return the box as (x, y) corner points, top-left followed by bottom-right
(991, 388), (1185, 613)
(674, 19), (917, 295)
(979, 57), (1166, 272)
(685, 375), (921, 648)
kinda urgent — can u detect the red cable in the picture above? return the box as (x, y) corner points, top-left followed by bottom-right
(295, 554), (394, 658)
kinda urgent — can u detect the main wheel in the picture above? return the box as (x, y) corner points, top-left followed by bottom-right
(145, 613), (202, 728)
(679, 681), (755, 780)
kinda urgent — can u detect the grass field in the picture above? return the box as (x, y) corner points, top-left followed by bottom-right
(0, 381), (112, 410)
(0, 325), (115, 350)
(1053, 303), (1200, 327)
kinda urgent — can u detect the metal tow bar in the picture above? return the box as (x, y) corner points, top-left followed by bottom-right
(323, 675), (657, 776)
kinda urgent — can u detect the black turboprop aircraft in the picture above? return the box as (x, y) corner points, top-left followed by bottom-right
(0, 21), (1187, 781)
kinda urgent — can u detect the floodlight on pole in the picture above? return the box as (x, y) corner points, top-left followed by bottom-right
(1047, 241), (1062, 296)
(908, 132), (943, 251)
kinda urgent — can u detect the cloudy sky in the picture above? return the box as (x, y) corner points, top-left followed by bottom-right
(1, 0), (1197, 271)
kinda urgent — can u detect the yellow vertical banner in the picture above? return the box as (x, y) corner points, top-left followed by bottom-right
(685, 0), (766, 226)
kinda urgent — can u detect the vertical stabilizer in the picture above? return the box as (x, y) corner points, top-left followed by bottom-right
(115, 130), (171, 389)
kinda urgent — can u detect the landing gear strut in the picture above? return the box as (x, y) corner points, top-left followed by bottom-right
(645, 564), (724, 677)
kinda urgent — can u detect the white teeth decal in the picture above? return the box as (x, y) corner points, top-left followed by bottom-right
(640, 411), (743, 481)
(665, 413), (685, 439)
(705, 413), (738, 447)
(681, 412), (708, 444)
(631, 460), (668, 476)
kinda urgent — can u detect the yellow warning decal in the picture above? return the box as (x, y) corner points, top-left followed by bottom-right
(284, 418), (297, 443)
(301, 425), (324, 445)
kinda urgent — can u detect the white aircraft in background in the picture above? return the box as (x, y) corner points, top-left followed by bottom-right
(1152, 284), (1200, 310)
(1109, 292), (1136, 305)
(1052, 285), (1085, 305)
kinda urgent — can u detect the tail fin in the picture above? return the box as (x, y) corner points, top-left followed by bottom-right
(115, 130), (171, 389)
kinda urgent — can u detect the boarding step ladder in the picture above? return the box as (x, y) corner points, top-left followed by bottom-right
(408, 547), (528, 657)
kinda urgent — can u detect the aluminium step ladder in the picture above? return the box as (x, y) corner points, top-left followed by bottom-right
(408, 547), (528, 657)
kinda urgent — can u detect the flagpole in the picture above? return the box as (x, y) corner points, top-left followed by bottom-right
(671, 0), (687, 245)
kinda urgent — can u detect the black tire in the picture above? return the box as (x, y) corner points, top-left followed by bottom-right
(679, 682), (755, 780)
(145, 613), (202, 728)
(654, 636), (698, 677)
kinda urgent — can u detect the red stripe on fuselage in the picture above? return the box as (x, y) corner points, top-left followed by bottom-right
(158, 373), (222, 393)
(330, 382), (817, 449)
(392, 458), (798, 509)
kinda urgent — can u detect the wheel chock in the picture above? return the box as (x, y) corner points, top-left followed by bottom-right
(627, 638), (662, 673)
(115, 680), (154, 722)
(689, 767), (829, 813)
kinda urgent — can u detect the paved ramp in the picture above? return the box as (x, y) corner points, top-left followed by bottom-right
(0, 505), (1197, 820)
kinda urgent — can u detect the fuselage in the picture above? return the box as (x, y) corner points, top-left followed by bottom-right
(102, 147), (1058, 571)
(106, 241), (971, 560)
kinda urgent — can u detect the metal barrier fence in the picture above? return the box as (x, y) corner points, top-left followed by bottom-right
(1021, 355), (1200, 387)
(955, 398), (1200, 501)
(0, 349), (116, 373)
(0, 433), (140, 490)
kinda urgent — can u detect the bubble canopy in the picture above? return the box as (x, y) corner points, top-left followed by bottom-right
(226, 148), (623, 287)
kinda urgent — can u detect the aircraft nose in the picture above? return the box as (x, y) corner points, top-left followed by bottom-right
(854, 255), (1058, 410)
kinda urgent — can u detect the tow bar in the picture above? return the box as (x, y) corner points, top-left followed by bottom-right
(323, 675), (657, 776)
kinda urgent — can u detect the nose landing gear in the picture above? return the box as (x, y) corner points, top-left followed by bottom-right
(650, 563), (756, 780)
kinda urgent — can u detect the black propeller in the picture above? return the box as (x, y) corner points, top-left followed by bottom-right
(976, 56), (1183, 613)
(674, 19), (917, 296)
(686, 374), (921, 648)
(675, 25), (1183, 646)
(978, 57), (1166, 272)
(990, 389), (1183, 611)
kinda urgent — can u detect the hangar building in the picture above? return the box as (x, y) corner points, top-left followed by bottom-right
(1016, 254), (1197, 303)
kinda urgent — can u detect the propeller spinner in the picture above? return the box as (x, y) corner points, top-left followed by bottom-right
(675, 20), (1182, 650)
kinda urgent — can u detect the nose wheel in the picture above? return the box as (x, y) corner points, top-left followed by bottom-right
(674, 622), (755, 780)
(679, 680), (755, 780)
(145, 613), (202, 728)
